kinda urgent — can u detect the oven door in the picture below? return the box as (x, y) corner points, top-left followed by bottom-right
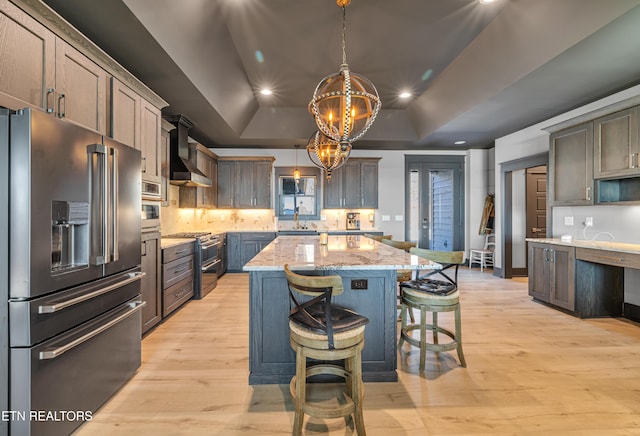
(200, 258), (219, 298)
(141, 200), (161, 231)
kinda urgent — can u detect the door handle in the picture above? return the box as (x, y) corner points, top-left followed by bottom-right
(46, 88), (55, 113)
(88, 144), (108, 265)
(39, 300), (146, 360)
(57, 93), (66, 118)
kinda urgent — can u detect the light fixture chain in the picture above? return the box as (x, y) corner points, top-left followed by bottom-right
(341, 6), (347, 66)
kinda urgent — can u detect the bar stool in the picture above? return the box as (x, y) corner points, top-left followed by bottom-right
(399, 248), (466, 371)
(380, 239), (417, 323)
(362, 233), (392, 242)
(284, 265), (369, 435)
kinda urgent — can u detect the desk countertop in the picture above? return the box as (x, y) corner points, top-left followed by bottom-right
(243, 235), (441, 271)
(526, 238), (640, 255)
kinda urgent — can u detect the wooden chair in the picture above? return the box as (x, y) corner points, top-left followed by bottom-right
(469, 233), (495, 271)
(399, 248), (467, 372)
(363, 233), (392, 242)
(284, 265), (369, 435)
(380, 239), (417, 323)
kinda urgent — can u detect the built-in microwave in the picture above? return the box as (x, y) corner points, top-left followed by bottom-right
(141, 200), (161, 231)
(142, 180), (162, 201)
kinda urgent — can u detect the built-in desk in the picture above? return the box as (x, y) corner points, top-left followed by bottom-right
(243, 235), (440, 384)
(527, 238), (640, 319)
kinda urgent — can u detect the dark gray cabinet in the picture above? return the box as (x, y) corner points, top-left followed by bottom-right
(226, 232), (276, 272)
(323, 158), (380, 209)
(594, 106), (639, 179)
(528, 242), (575, 312)
(217, 157), (274, 209)
(141, 231), (161, 334)
(549, 122), (594, 206)
(161, 240), (195, 317)
(179, 143), (218, 208)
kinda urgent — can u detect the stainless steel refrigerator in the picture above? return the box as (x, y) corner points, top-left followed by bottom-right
(1, 108), (145, 436)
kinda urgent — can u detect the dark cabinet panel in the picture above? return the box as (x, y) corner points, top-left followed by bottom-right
(141, 231), (161, 334)
(594, 106), (639, 179)
(226, 232), (276, 272)
(549, 122), (594, 206)
(528, 242), (575, 312)
(323, 158), (380, 209)
(179, 143), (218, 208)
(217, 158), (274, 209)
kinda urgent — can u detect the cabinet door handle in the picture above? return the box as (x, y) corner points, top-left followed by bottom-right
(57, 93), (66, 118)
(46, 88), (55, 113)
(631, 153), (638, 169)
(142, 157), (147, 173)
(585, 186), (591, 201)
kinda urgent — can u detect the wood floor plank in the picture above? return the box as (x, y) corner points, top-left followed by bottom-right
(73, 268), (640, 435)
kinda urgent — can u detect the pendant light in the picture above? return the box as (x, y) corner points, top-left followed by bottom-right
(306, 130), (351, 181)
(309, 0), (381, 152)
(293, 144), (301, 182)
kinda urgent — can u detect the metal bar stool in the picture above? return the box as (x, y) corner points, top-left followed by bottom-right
(284, 265), (369, 435)
(398, 249), (467, 371)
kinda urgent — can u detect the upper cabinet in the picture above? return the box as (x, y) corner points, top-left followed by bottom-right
(217, 157), (275, 209)
(0, 0), (167, 148)
(179, 144), (218, 209)
(593, 106), (640, 179)
(323, 158), (380, 209)
(549, 122), (594, 206)
(111, 78), (162, 183)
(0, 0), (108, 134)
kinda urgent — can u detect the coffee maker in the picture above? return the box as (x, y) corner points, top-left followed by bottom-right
(346, 212), (360, 230)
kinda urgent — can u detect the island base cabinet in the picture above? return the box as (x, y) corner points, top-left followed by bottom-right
(248, 269), (397, 384)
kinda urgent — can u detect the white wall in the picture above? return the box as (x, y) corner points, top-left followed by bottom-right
(494, 83), (640, 270)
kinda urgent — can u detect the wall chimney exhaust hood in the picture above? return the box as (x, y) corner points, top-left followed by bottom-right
(165, 115), (212, 187)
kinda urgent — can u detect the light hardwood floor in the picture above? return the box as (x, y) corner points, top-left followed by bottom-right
(75, 268), (640, 435)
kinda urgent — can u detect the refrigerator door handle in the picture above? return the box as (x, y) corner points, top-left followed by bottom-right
(38, 272), (145, 314)
(38, 300), (146, 360)
(88, 143), (108, 265)
(110, 147), (119, 262)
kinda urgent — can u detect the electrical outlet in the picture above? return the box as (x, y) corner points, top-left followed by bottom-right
(564, 216), (574, 226)
(394, 215), (403, 221)
(585, 216), (593, 226)
(351, 279), (368, 290)
(382, 215), (391, 222)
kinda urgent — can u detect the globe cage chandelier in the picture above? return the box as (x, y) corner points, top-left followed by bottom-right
(307, 130), (351, 181)
(307, 0), (381, 178)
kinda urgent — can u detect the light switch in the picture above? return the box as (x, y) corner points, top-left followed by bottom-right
(395, 215), (403, 221)
(382, 215), (391, 221)
(564, 216), (574, 226)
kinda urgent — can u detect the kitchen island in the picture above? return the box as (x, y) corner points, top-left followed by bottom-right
(243, 235), (440, 384)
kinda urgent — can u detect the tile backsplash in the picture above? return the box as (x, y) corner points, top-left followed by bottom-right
(161, 186), (379, 235)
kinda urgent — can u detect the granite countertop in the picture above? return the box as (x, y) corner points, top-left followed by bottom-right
(243, 235), (441, 271)
(160, 237), (195, 249)
(526, 238), (640, 255)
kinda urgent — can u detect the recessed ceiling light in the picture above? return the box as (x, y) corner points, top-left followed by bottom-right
(479, 0), (496, 4)
(399, 92), (412, 99)
(260, 89), (272, 96)
(454, 140), (466, 145)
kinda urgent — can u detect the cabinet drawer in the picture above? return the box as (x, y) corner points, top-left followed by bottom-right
(162, 255), (194, 289)
(163, 277), (193, 317)
(576, 248), (640, 268)
(162, 242), (194, 263)
(242, 232), (276, 241)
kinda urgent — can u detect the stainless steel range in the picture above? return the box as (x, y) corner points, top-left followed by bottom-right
(163, 232), (225, 299)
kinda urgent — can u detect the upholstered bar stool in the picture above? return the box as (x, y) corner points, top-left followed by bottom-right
(380, 239), (417, 323)
(284, 265), (369, 435)
(399, 248), (466, 371)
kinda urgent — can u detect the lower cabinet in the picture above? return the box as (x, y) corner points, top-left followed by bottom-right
(226, 232), (276, 272)
(161, 241), (195, 317)
(528, 242), (575, 311)
(141, 231), (161, 334)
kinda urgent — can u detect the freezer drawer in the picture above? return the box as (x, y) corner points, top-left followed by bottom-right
(10, 298), (144, 436)
(9, 268), (143, 347)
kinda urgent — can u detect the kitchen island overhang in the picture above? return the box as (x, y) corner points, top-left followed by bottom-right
(244, 235), (441, 385)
